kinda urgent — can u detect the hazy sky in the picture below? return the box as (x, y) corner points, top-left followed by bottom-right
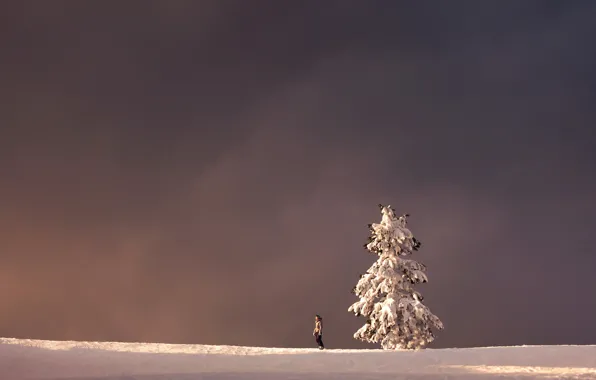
(1, 1), (595, 349)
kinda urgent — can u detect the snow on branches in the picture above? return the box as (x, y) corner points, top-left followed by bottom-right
(348, 204), (443, 350)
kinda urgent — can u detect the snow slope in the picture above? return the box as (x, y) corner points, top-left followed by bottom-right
(1, 338), (595, 379)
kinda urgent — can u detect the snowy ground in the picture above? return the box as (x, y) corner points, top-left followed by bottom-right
(1, 338), (596, 379)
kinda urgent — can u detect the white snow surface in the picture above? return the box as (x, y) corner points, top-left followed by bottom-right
(2, 338), (596, 379)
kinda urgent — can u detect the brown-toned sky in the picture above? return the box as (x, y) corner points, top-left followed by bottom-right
(1, 1), (595, 349)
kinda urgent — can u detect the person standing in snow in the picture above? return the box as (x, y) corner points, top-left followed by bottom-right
(313, 314), (324, 350)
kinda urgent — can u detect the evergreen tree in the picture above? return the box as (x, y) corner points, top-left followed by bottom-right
(349, 204), (443, 350)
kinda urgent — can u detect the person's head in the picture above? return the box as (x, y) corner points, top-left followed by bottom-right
(315, 314), (322, 321)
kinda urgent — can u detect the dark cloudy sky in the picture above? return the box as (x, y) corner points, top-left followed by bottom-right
(1, 1), (595, 350)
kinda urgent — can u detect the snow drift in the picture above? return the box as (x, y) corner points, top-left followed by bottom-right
(1, 338), (595, 379)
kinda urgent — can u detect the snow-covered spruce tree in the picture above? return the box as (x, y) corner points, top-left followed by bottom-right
(348, 204), (443, 350)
